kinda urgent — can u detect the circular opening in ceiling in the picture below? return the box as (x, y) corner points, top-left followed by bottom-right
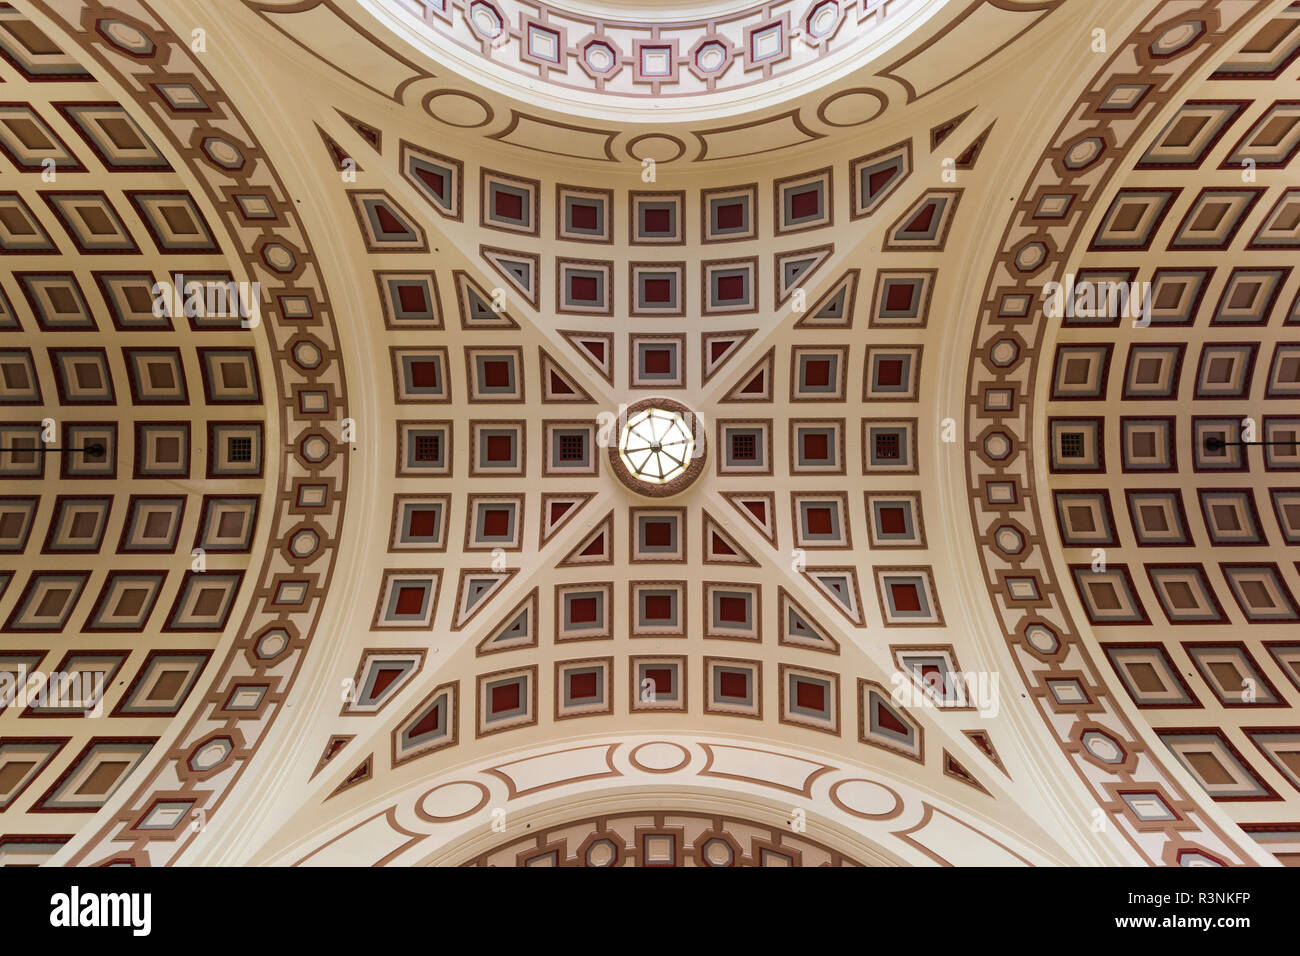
(619, 407), (695, 484)
(608, 397), (706, 497)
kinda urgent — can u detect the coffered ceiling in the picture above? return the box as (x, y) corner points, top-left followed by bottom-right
(1, 0), (1297, 868)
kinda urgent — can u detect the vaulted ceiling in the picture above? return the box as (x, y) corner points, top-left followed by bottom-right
(1, 0), (1298, 867)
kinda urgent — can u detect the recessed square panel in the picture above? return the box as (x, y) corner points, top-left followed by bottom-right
(633, 39), (678, 81)
(83, 571), (166, 632)
(34, 739), (155, 812)
(1197, 489), (1263, 546)
(556, 583), (613, 641)
(1088, 188), (1179, 250)
(0, 739), (65, 811)
(466, 347), (524, 402)
(1050, 418), (1104, 472)
(164, 570), (243, 631)
(632, 508), (685, 562)
(48, 347), (114, 404)
(117, 495), (186, 553)
(631, 656), (686, 711)
(0, 191), (55, 253)
(126, 191), (219, 252)
(1262, 416), (1300, 471)
(375, 271), (441, 330)
(391, 347), (450, 403)
(61, 422), (115, 479)
(1169, 188), (1265, 250)
(373, 570), (440, 629)
(207, 422), (262, 478)
(871, 270), (935, 328)
(1250, 187), (1300, 249)
(465, 495), (523, 551)
(57, 102), (169, 171)
(18, 272), (95, 330)
(791, 346), (847, 401)
(1220, 563), (1299, 621)
(629, 190), (684, 245)
(1195, 343), (1257, 398)
(557, 259), (613, 315)
(1122, 343), (1185, 400)
(544, 421), (596, 476)
(557, 184), (611, 243)
(1212, 267), (1289, 325)
(790, 419), (843, 474)
(1052, 490), (1118, 547)
(123, 347), (187, 404)
(477, 666), (537, 736)
(481, 168), (539, 235)
(390, 494), (449, 552)
(0, 424), (44, 480)
(717, 420), (770, 475)
(555, 657), (612, 720)
(704, 657), (761, 718)
(195, 495), (259, 552)
(780, 664), (839, 733)
(42, 190), (139, 254)
(197, 348), (261, 403)
(134, 421), (190, 478)
(1069, 564), (1150, 625)
(1120, 417), (1175, 472)
(470, 421), (524, 475)
(1125, 490), (1191, 547)
(1145, 564), (1227, 624)
(1102, 643), (1198, 707)
(701, 185), (756, 242)
(0, 104), (83, 171)
(702, 257), (757, 314)
(43, 495), (111, 553)
(874, 568), (943, 626)
(0, 349), (40, 405)
(1270, 489), (1300, 544)
(630, 581), (685, 637)
(1147, 268), (1211, 326)
(1050, 344), (1112, 400)
(864, 346), (922, 401)
(397, 421), (451, 476)
(774, 167), (832, 234)
(1184, 642), (1282, 706)
(704, 582), (760, 641)
(630, 334), (684, 389)
(112, 650), (211, 716)
(629, 262), (684, 316)
(0, 496), (38, 552)
(792, 492), (851, 548)
(863, 419), (917, 474)
(865, 491), (926, 548)
(1266, 343), (1300, 397)
(1223, 101), (1300, 169)
(1137, 100), (1248, 168)
(1158, 730), (1275, 800)
(1192, 417), (1246, 472)
(3, 571), (89, 631)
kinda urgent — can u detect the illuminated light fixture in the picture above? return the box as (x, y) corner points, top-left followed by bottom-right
(619, 407), (694, 484)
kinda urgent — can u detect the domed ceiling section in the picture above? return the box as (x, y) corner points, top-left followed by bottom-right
(1032, 3), (1300, 866)
(358, 0), (949, 113)
(965, 0), (1300, 867)
(3, 0), (1296, 870)
(0, 6), (280, 863)
(0, 0), (350, 866)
